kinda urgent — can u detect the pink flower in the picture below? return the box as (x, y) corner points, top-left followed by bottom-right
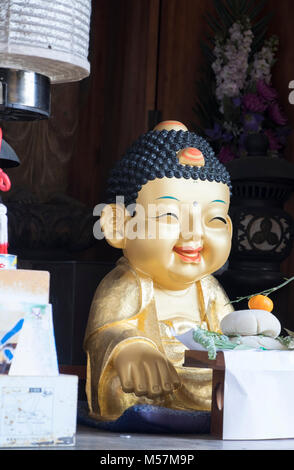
(218, 145), (236, 163)
(264, 129), (281, 150)
(242, 93), (267, 113)
(257, 79), (278, 102)
(268, 102), (288, 125)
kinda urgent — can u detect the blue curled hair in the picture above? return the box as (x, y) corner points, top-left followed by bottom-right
(106, 129), (232, 207)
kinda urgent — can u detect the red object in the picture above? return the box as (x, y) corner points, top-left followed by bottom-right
(0, 169), (11, 192)
(0, 128), (10, 255)
(0, 243), (8, 255)
(0, 128), (11, 192)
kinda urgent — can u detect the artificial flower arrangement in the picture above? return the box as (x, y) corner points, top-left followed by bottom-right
(194, 0), (291, 163)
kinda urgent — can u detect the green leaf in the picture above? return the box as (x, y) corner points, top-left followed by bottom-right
(247, 0), (268, 21)
(251, 31), (267, 55)
(225, 0), (239, 15)
(284, 329), (294, 338)
(222, 96), (241, 122)
(212, 0), (234, 29)
(205, 12), (225, 35)
(239, 0), (255, 16)
(192, 327), (238, 360)
(226, 0), (255, 19)
(252, 13), (273, 35)
(193, 327), (217, 360)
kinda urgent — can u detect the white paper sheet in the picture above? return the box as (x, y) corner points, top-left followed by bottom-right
(175, 329), (294, 440)
(174, 328), (240, 352)
(8, 304), (59, 377)
(174, 328), (207, 351)
(222, 350), (294, 440)
(0, 270), (49, 304)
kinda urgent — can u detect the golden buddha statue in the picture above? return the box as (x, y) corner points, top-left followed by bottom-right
(84, 121), (234, 423)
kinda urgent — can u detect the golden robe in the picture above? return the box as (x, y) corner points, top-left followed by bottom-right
(84, 257), (233, 421)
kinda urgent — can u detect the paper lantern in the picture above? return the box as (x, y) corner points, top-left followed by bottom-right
(0, 0), (91, 83)
(0, 0), (91, 119)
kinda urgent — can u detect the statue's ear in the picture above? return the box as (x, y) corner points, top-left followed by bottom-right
(226, 215), (233, 239)
(100, 203), (129, 249)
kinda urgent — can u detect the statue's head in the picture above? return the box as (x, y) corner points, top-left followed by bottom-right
(101, 121), (233, 290)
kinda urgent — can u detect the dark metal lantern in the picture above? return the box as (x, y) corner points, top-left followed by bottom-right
(0, 68), (50, 121)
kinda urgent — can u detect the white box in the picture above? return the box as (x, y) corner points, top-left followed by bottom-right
(0, 374), (78, 447)
(223, 350), (294, 440)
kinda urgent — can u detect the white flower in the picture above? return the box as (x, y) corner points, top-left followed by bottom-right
(249, 37), (278, 84)
(212, 21), (253, 108)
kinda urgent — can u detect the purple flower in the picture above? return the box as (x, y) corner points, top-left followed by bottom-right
(205, 123), (222, 140)
(218, 145), (236, 163)
(257, 79), (278, 102)
(242, 93), (267, 113)
(268, 102), (288, 126)
(232, 97), (242, 107)
(205, 123), (233, 143)
(243, 113), (264, 133)
(222, 132), (233, 142)
(264, 129), (281, 151)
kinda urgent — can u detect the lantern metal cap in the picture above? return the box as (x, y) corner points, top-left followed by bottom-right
(0, 68), (50, 121)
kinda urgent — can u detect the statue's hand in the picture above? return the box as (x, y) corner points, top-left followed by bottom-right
(113, 342), (180, 399)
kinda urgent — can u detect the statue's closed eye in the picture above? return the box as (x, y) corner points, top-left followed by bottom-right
(210, 216), (227, 224)
(154, 213), (179, 220)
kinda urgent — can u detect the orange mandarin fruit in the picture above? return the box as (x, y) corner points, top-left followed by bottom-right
(248, 294), (273, 312)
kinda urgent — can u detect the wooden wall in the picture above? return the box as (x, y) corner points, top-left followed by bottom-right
(67, 0), (217, 207)
(2, 0), (294, 275)
(1, 83), (79, 200)
(68, 0), (160, 207)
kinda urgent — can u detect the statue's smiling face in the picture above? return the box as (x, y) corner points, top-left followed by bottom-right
(123, 176), (232, 290)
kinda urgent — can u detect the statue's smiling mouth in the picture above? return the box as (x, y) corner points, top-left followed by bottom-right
(173, 245), (203, 263)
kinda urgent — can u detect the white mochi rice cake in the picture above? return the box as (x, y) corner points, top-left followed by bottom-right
(220, 309), (287, 350)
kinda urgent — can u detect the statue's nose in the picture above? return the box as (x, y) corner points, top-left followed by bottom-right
(180, 203), (203, 242)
